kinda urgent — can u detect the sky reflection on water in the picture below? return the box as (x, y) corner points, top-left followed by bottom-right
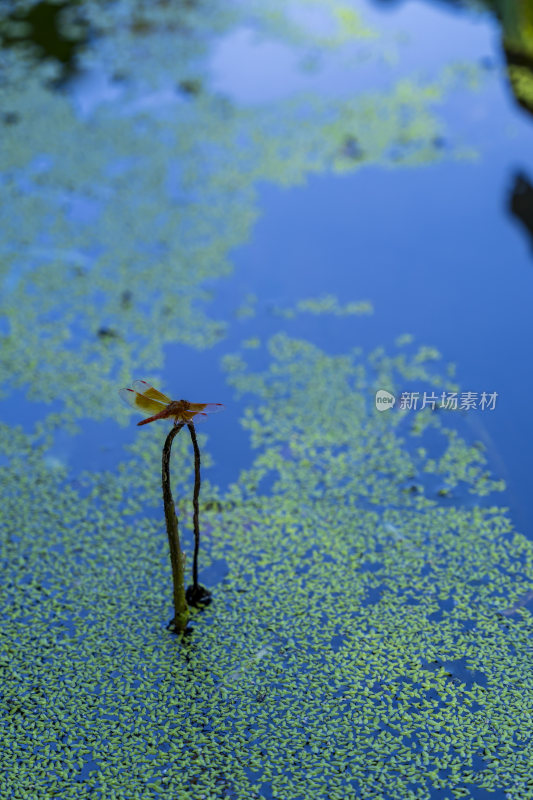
(1, 0), (533, 532)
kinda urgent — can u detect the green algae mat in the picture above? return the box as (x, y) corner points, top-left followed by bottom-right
(2, 337), (532, 799)
(1, 0), (533, 798)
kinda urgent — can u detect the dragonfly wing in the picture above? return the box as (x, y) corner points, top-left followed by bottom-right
(132, 379), (172, 405)
(119, 387), (168, 416)
(188, 403), (224, 414)
(188, 412), (208, 424)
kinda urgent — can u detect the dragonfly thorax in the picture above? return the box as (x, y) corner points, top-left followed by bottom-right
(166, 399), (190, 419)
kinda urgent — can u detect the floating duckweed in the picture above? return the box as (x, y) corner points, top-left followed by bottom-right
(0, 0), (483, 427)
(0, 2), (527, 798)
(274, 294), (374, 318)
(2, 336), (532, 799)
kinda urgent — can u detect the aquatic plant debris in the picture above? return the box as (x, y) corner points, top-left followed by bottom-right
(119, 380), (222, 619)
(2, 337), (533, 799)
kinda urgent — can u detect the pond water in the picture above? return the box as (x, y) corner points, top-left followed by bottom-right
(1, 1), (532, 799)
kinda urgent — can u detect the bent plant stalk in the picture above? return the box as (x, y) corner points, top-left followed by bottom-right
(189, 422), (201, 594)
(161, 422), (189, 633)
(186, 422), (212, 606)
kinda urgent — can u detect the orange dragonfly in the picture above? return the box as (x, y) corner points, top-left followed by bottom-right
(119, 380), (224, 426)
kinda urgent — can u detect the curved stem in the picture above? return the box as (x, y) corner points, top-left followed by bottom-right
(187, 422), (201, 593)
(162, 423), (189, 633)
